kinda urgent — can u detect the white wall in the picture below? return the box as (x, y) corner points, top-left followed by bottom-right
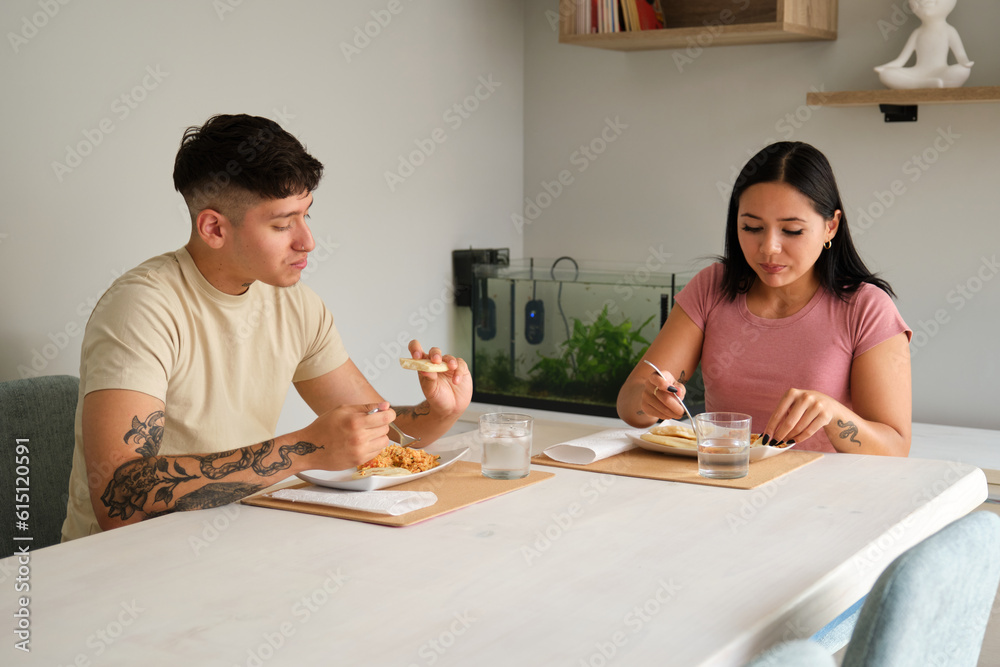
(523, 0), (1000, 430)
(5, 1), (998, 433)
(0, 0), (525, 433)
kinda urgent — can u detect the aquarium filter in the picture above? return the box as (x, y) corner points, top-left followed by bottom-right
(525, 299), (545, 344)
(452, 247), (510, 307)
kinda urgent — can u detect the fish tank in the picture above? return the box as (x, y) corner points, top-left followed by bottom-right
(471, 257), (705, 418)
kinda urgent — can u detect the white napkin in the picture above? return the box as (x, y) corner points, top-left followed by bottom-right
(542, 428), (644, 465)
(268, 487), (438, 516)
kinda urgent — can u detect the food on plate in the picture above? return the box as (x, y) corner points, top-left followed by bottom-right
(352, 466), (411, 478)
(399, 357), (449, 372)
(640, 422), (698, 450)
(352, 444), (440, 479)
(640, 422), (766, 449)
(650, 423), (696, 439)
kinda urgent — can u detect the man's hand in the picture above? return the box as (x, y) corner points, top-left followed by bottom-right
(405, 340), (472, 419)
(294, 349), (470, 450)
(300, 402), (394, 470)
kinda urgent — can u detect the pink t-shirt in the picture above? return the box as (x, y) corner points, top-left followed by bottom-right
(675, 263), (911, 452)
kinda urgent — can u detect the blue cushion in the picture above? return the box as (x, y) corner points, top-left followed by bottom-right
(812, 595), (865, 654)
(745, 639), (835, 666)
(843, 511), (1000, 667)
(747, 512), (1000, 667)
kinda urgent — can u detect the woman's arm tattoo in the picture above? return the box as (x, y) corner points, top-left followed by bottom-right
(837, 419), (862, 447)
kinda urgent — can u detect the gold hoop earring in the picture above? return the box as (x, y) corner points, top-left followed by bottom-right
(824, 240), (832, 250)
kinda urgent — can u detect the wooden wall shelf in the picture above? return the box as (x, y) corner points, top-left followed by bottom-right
(558, 0), (837, 51)
(807, 86), (1000, 122)
(806, 86), (1000, 107)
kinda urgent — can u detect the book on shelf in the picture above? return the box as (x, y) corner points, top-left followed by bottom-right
(623, 0), (637, 32)
(570, 0), (665, 35)
(634, 0), (665, 31)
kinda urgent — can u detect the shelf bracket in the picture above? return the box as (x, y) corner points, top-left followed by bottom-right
(879, 104), (918, 123)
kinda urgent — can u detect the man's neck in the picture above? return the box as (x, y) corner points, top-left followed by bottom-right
(184, 239), (251, 295)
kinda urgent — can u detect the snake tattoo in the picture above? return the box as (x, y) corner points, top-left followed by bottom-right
(101, 410), (322, 521)
(837, 419), (862, 447)
(199, 440), (320, 478)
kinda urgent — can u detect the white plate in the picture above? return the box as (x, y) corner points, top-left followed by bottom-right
(629, 432), (700, 458)
(297, 448), (470, 491)
(629, 422), (796, 462)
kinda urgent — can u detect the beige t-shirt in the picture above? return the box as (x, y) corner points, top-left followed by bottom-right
(62, 247), (348, 541)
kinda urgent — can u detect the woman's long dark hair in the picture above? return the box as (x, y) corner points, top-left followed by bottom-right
(720, 142), (895, 301)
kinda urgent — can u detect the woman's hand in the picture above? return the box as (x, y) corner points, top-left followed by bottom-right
(616, 304), (703, 428)
(641, 370), (688, 423)
(761, 388), (836, 446)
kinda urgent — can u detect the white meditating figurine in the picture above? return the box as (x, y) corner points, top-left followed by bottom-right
(875, 0), (974, 89)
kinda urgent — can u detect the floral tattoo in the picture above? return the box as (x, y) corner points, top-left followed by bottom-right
(101, 411), (321, 521)
(125, 411), (165, 457)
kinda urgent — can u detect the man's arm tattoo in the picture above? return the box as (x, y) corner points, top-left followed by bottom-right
(837, 419), (862, 447)
(102, 412), (322, 520)
(198, 440), (321, 479)
(393, 403), (431, 420)
(125, 410), (165, 457)
(148, 482), (265, 516)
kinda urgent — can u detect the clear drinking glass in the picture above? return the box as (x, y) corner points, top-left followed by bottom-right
(694, 412), (751, 479)
(479, 413), (533, 480)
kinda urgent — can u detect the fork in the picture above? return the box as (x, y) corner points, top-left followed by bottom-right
(388, 422), (420, 447)
(367, 407), (420, 447)
(643, 359), (699, 430)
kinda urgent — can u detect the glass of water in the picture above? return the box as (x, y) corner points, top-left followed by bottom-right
(694, 412), (752, 480)
(479, 413), (533, 480)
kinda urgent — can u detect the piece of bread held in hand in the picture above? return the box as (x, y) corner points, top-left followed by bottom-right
(399, 357), (448, 372)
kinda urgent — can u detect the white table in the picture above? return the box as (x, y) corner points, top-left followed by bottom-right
(1, 419), (987, 666)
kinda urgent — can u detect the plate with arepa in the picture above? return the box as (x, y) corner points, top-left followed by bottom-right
(629, 420), (796, 461)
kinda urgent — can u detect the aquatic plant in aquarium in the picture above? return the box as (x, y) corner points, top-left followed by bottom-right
(527, 306), (654, 405)
(471, 258), (705, 418)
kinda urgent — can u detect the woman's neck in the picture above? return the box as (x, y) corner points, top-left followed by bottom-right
(745, 273), (822, 319)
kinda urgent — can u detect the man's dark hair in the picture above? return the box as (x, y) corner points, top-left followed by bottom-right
(173, 114), (324, 224)
(720, 141), (895, 301)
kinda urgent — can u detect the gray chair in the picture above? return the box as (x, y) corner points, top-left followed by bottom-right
(747, 510), (1000, 667)
(0, 375), (79, 558)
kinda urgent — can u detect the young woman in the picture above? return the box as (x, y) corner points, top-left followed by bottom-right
(617, 142), (912, 455)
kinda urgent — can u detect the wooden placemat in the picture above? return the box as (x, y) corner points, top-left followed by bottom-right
(241, 461), (554, 527)
(531, 448), (822, 489)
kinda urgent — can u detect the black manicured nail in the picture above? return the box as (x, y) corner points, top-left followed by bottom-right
(667, 385), (678, 394)
(785, 439), (795, 446)
(761, 434), (770, 445)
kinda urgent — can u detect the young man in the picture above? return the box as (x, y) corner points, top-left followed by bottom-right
(61, 114), (471, 541)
